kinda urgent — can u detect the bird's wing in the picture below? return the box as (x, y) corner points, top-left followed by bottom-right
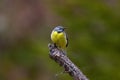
(66, 34), (68, 47)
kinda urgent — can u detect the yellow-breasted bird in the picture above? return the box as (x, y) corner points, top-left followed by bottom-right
(51, 26), (68, 53)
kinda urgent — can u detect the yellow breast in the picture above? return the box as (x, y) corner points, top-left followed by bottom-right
(51, 31), (67, 49)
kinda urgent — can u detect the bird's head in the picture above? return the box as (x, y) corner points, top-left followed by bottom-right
(54, 26), (65, 33)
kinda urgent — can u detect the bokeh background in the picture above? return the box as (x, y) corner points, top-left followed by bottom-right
(0, 0), (120, 80)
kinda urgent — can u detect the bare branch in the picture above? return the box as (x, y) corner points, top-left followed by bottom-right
(48, 43), (89, 80)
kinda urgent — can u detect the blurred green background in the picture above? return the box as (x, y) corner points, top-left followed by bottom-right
(0, 0), (120, 80)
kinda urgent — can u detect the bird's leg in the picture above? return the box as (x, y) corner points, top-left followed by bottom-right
(53, 43), (57, 48)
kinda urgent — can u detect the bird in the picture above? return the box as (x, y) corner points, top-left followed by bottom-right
(51, 26), (68, 54)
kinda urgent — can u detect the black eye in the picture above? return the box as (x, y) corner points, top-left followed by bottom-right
(60, 28), (64, 31)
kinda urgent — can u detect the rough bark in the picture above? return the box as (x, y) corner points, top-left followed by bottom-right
(48, 44), (89, 80)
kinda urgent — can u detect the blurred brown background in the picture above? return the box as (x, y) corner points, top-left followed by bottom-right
(0, 0), (120, 80)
